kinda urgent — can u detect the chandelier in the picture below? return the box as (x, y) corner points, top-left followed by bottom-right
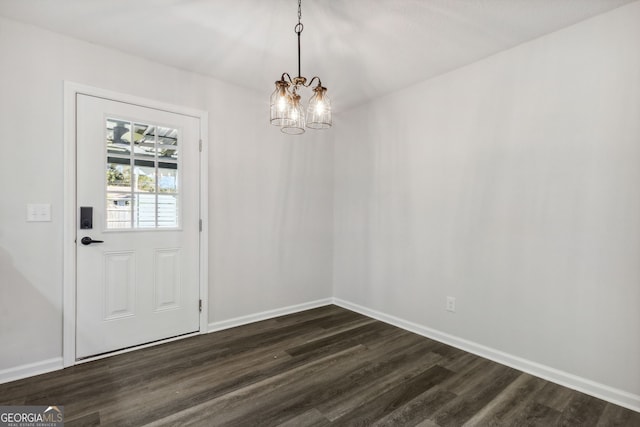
(270, 0), (332, 135)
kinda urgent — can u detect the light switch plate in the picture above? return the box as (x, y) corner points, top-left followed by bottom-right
(27, 203), (52, 222)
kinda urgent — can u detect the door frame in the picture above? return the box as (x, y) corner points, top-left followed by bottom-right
(63, 82), (209, 367)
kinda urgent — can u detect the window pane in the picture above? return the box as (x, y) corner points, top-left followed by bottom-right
(132, 123), (155, 159)
(158, 194), (179, 228)
(134, 194), (156, 228)
(106, 160), (131, 190)
(106, 193), (132, 229)
(158, 163), (178, 193)
(157, 126), (179, 160)
(107, 119), (132, 155)
(134, 160), (156, 192)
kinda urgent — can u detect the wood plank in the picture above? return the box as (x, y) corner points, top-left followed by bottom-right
(142, 345), (371, 426)
(277, 408), (331, 427)
(428, 363), (522, 426)
(65, 411), (101, 427)
(317, 337), (445, 420)
(597, 402), (640, 426)
(534, 380), (575, 412)
(371, 387), (457, 426)
(557, 393), (608, 427)
(460, 373), (547, 426)
(330, 365), (454, 426)
(508, 401), (562, 426)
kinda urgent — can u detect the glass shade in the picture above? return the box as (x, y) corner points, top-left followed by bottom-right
(281, 93), (305, 135)
(270, 81), (291, 126)
(306, 86), (332, 129)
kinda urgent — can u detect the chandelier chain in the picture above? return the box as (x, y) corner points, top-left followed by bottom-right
(295, 0), (303, 77)
(294, 0), (303, 35)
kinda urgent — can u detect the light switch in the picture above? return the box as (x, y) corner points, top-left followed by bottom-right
(27, 204), (52, 222)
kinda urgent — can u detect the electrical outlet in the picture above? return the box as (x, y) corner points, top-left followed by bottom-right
(446, 296), (456, 312)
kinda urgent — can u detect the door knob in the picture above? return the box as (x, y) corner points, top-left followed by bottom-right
(81, 237), (104, 245)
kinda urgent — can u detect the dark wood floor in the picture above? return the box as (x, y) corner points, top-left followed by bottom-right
(1, 306), (638, 426)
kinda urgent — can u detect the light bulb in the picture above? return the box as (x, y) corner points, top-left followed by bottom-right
(278, 96), (287, 112)
(315, 101), (325, 114)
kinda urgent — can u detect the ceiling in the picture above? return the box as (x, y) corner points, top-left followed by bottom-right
(0, 0), (635, 109)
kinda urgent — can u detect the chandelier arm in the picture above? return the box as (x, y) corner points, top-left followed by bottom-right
(281, 73), (294, 84)
(304, 76), (322, 88)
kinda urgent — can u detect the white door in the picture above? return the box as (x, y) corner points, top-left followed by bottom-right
(76, 94), (201, 359)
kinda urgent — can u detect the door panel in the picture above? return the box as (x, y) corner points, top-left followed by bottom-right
(154, 248), (182, 311)
(103, 251), (136, 320)
(76, 94), (200, 359)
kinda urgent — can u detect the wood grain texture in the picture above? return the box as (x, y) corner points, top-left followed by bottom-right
(0, 305), (638, 426)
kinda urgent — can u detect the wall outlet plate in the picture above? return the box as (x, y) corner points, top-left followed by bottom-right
(446, 296), (456, 312)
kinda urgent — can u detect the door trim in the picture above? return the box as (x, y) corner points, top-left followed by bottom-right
(63, 82), (209, 367)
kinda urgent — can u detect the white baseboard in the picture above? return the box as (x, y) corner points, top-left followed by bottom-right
(208, 298), (334, 333)
(0, 357), (63, 385)
(333, 298), (640, 413)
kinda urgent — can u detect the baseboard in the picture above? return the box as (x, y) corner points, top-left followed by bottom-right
(208, 298), (334, 333)
(333, 298), (640, 413)
(0, 357), (64, 385)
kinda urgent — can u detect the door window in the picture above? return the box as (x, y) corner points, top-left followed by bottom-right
(105, 119), (180, 229)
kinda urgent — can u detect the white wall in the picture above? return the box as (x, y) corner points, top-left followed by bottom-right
(334, 1), (640, 403)
(208, 87), (334, 323)
(0, 17), (333, 373)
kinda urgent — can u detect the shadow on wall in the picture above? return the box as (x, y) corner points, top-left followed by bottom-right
(0, 246), (60, 370)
